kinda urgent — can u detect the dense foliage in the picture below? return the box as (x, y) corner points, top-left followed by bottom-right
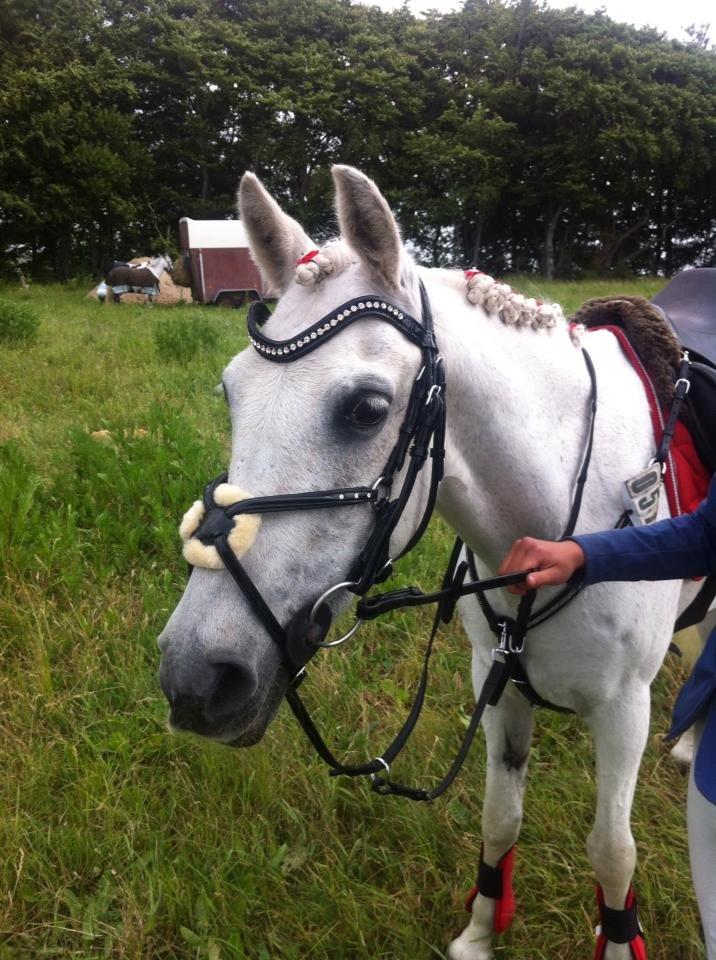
(0, 0), (714, 279)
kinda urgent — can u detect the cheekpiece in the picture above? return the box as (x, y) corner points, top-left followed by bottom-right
(247, 296), (429, 363)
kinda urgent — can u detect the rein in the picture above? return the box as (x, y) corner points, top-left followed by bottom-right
(188, 282), (600, 800)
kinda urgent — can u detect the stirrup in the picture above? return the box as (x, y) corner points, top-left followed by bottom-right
(593, 884), (647, 960)
(464, 844), (516, 934)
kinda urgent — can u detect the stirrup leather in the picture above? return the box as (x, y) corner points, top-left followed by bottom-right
(465, 844), (516, 934)
(593, 884), (647, 960)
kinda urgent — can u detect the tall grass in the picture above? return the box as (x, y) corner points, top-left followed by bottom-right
(0, 281), (702, 959)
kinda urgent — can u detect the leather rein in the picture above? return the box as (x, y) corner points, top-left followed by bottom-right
(188, 282), (598, 800)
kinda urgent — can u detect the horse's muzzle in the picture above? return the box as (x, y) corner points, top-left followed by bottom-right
(158, 647), (285, 746)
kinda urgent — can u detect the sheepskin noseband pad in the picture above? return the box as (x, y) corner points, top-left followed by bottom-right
(180, 483), (260, 570)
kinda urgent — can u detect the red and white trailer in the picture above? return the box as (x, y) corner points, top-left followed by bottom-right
(178, 217), (266, 306)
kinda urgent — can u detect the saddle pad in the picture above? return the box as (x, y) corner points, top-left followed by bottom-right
(586, 325), (710, 517)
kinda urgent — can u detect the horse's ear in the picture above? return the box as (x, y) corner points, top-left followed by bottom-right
(332, 165), (404, 290)
(238, 173), (314, 296)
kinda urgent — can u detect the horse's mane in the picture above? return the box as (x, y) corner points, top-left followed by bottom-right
(294, 240), (355, 286)
(293, 242), (573, 342)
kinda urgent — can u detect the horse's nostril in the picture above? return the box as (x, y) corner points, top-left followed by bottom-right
(170, 694), (207, 732)
(208, 662), (258, 718)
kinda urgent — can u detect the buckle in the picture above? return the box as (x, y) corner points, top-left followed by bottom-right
(425, 384), (442, 406)
(492, 622), (509, 662)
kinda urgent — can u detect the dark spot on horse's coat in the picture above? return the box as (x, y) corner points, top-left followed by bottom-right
(503, 733), (528, 771)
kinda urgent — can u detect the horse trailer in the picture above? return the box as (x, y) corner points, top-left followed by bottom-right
(178, 217), (266, 306)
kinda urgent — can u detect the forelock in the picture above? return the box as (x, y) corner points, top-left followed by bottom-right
(294, 239), (356, 286)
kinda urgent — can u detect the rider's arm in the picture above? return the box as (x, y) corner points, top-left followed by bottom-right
(499, 477), (716, 592)
(571, 489), (716, 585)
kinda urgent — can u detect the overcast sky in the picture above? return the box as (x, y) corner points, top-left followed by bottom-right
(361, 0), (712, 42)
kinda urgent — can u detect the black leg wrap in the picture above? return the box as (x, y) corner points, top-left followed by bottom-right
(476, 858), (503, 900)
(599, 899), (642, 944)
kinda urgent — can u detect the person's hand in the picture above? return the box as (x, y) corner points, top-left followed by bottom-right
(498, 537), (585, 595)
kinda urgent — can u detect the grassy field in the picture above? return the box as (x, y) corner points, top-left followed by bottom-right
(0, 278), (703, 959)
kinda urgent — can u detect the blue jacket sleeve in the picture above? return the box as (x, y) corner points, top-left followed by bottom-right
(571, 477), (716, 585)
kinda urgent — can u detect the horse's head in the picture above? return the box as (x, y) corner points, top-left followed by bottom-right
(158, 167), (437, 746)
(155, 253), (173, 274)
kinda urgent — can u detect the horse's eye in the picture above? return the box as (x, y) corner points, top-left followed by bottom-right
(346, 394), (390, 428)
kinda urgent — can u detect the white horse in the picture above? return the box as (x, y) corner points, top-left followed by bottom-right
(158, 166), (697, 959)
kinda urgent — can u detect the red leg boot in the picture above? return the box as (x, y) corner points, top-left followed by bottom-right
(594, 884), (647, 960)
(464, 844), (516, 934)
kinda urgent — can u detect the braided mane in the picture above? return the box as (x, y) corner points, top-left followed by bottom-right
(464, 270), (565, 332)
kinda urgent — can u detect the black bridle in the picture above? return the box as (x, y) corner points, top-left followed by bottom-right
(193, 282), (448, 673)
(187, 281), (598, 800)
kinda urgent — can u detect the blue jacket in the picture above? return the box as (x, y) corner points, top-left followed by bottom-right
(571, 477), (716, 803)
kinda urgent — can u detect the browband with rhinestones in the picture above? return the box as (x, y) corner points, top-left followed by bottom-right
(247, 296), (429, 362)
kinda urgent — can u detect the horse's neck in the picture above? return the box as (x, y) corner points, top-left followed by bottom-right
(147, 256), (167, 278)
(427, 276), (646, 570)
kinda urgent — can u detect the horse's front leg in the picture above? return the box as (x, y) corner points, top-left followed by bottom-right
(448, 658), (534, 960)
(585, 685), (650, 960)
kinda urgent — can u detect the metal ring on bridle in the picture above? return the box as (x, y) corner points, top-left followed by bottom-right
(370, 756), (391, 781)
(371, 474), (391, 504)
(308, 581), (365, 648)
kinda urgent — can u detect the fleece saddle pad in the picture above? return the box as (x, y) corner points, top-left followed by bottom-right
(577, 316), (714, 631)
(572, 279), (716, 480)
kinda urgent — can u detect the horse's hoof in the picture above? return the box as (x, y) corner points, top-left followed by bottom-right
(447, 930), (494, 960)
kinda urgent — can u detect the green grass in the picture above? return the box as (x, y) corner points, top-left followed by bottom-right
(0, 280), (702, 959)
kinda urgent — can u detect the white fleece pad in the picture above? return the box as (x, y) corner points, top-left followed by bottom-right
(179, 484), (260, 569)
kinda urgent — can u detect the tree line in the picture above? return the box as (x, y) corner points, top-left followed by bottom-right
(0, 0), (714, 280)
